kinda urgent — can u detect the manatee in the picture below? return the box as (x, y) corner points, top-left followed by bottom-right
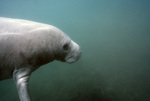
(0, 17), (81, 101)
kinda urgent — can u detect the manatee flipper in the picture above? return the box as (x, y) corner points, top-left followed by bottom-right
(13, 68), (32, 101)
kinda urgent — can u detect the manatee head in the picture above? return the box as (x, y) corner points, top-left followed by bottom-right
(52, 30), (81, 63)
(63, 39), (81, 63)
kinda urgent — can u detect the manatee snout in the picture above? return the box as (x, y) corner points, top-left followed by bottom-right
(65, 40), (81, 63)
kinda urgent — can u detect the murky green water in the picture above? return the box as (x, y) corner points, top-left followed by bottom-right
(0, 0), (150, 101)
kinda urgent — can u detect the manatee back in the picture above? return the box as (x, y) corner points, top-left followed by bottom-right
(0, 17), (52, 35)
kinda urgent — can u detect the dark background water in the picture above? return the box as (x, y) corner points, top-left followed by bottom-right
(0, 0), (150, 101)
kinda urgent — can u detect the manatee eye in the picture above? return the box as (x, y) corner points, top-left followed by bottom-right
(63, 43), (69, 51)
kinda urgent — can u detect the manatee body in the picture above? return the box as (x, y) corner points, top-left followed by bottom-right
(0, 17), (81, 101)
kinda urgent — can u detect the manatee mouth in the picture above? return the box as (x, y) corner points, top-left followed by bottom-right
(65, 56), (76, 63)
(65, 51), (81, 63)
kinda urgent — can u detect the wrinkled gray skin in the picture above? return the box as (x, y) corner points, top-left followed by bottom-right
(0, 17), (81, 101)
